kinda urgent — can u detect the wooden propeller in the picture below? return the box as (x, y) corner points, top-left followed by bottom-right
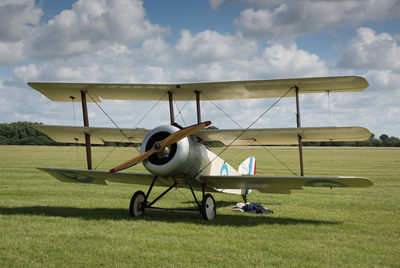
(109, 121), (211, 173)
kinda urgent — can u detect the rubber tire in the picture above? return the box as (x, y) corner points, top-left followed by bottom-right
(201, 193), (216, 221)
(129, 190), (145, 217)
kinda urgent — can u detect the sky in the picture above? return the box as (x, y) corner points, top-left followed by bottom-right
(1, 0), (400, 137)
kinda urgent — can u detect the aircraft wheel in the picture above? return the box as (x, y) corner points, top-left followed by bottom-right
(201, 193), (216, 221)
(129, 190), (145, 217)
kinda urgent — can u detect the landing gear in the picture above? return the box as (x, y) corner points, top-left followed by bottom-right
(129, 190), (145, 217)
(128, 176), (217, 220)
(201, 193), (216, 220)
(241, 193), (248, 203)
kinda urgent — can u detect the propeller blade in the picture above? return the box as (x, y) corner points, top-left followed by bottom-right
(109, 121), (211, 173)
(109, 148), (156, 173)
(160, 121), (211, 150)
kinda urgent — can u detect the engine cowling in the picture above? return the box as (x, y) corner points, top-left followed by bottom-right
(140, 125), (202, 177)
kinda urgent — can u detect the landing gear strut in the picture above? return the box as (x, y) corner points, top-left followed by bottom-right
(128, 175), (216, 221)
(241, 194), (248, 203)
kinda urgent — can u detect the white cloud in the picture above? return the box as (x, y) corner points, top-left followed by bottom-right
(233, 1), (400, 40)
(0, 0), (168, 63)
(0, 0), (42, 64)
(176, 30), (258, 63)
(27, 0), (168, 59)
(0, 41), (26, 65)
(338, 27), (400, 71)
(0, 0), (42, 42)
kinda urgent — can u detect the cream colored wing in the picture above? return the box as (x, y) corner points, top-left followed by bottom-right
(38, 167), (165, 186)
(34, 125), (149, 144)
(199, 175), (373, 194)
(197, 126), (371, 146)
(28, 76), (368, 102)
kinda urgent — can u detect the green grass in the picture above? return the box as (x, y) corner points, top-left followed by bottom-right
(1, 145), (399, 267)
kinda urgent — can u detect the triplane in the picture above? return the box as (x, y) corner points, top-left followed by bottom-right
(28, 76), (373, 220)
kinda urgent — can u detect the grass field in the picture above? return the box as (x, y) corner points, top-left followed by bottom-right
(1, 145), (399, 267)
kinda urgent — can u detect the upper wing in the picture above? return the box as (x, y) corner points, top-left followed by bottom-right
(34, 125), (149, 144)
(199, 175), (373, 194)
(28, 76), (368, 102)
(198, 126), (371, 145)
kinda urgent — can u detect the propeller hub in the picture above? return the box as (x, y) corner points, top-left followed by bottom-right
(154, 142), (162, 151)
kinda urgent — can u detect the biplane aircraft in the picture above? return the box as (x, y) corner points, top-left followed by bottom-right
(28, 76), (373, 220)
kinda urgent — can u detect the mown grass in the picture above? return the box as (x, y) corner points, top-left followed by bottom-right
(0, 145), (399, 267)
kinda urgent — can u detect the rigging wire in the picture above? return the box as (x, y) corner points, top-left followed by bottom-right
(85, 92), (139, 148)
(196, 86), (295, 177)
(85, 92), (166, 170)
(85, 91), (141, 169)
(133, 93), (167, 128)
(201, 89), (297, 175)
(254, 140), (298, 176)
(173, 91), (195, 126)
(173, 99), (187, 126)
(202, 95), (243, 129)
(70, 96), (80, 167)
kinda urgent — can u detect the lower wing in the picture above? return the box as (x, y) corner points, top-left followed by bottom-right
(37, 167), (210, 191)
(38, 167), (373, 195)
(199, 175), (373, 194)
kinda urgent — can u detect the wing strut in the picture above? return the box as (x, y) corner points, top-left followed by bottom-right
(295, 86), (304, 176)
(196, 90), (201, 123)
(81, 90), (92, 170)
(168, 91), (174, 125)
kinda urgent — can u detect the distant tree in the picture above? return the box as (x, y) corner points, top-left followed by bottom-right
(379, 134), (389, 143)
(205, 126), (219, 130)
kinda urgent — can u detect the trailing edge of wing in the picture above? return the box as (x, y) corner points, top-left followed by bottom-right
(33, 125), (149, 144)
(28, 76), (368, 102)
(197, 126), (371, 145)
(199, 175), (373, 194)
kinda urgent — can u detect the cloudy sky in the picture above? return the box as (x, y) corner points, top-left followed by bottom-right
(1, 0), (399, 137)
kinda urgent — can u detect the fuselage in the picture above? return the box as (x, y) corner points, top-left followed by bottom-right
(140, 125), (243, 195)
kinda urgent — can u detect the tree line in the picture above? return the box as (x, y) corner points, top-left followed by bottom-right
(1, 122), (399, 147)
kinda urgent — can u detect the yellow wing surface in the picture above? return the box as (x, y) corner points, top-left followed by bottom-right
(197, 126), (371, 145)
(33, 125), (148, 144)
(28, 76), (368, 102)
(38, 167), (373, 194)
(34, 125), (370, 145)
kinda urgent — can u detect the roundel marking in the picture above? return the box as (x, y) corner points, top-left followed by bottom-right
(57, 171), (94, 183)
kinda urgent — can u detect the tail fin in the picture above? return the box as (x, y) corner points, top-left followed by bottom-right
(238, 156), (256, 175)
(238, 156), (256, 197)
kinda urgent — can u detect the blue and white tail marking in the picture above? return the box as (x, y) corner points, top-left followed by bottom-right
(238, 156), (256, 196)
(238, 156), (256, 176)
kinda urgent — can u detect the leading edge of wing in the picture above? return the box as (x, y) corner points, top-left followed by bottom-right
(199, 175), (373, 194)
(38, 167), (165, 186)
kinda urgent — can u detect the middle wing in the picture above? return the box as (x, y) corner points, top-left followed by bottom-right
(34, 125), (370, 145)
(33, 125), (149, 144)
(198, 126), (371, 145)
(199, 175), (373, 194)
